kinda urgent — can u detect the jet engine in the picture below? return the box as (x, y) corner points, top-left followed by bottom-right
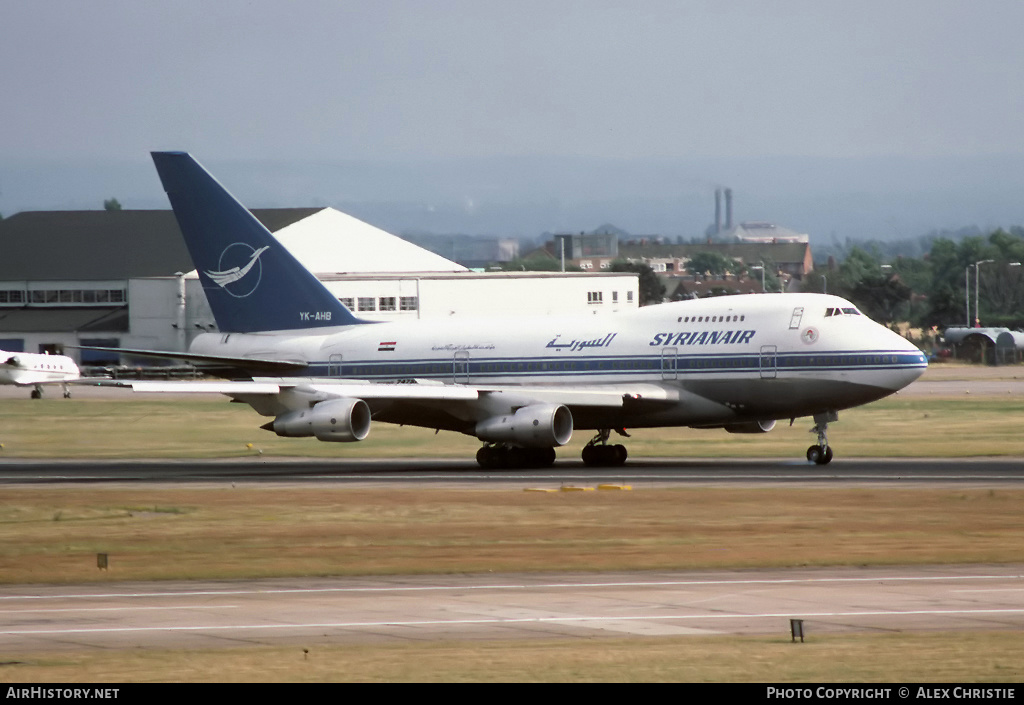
(475, 404), (573, 447)
(263, 398), (371, 442)
(723, 419), (777, 434)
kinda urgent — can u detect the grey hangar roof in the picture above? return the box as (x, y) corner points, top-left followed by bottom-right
(0, 209), (321, 280)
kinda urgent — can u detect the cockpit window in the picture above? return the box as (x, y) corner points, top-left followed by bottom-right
(825, 307), (863, 317)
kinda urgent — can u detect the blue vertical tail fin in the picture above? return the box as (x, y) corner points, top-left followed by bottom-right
(151, 151), (369, 333)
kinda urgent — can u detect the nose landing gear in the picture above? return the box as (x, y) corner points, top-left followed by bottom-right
(806, 411), (838, 465)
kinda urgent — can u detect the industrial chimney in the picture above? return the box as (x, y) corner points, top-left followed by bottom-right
(725, 188), (733, 230)
(714, 189), (722, 234)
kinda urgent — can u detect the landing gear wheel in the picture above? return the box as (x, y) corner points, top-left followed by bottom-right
(477, 446), (501, 469)
(613, 444), (628, 465)
(30, 388), (42, 400)
(582, 443), (628, 467)
(581, 428), (630, 467)
(806, 444), (834, 465)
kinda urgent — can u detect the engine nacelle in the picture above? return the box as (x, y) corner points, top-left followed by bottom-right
(723, 419), (777, 434)
(265, 398), (371, 442)
(474, 404), (573, 447)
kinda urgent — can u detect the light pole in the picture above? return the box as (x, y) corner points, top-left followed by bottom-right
(750, 263), (765, 293)
(974, 259), (994, 327)
(965, 265), (971, 327)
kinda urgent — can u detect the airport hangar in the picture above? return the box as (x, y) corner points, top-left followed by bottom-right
(0, 208), (639, 367)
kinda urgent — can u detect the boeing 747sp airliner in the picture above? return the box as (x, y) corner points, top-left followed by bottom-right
(106, 152), (927, 467)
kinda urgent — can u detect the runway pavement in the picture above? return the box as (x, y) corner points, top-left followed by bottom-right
(2, 565), (1023, 652)
(1, 456), (1023, 485)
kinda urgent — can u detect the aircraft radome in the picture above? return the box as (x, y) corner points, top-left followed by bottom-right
(95, 152), (928, 467)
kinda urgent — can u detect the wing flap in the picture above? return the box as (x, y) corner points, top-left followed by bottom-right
(105, 378), (479, 401)
(476, 383), (675, 408)
(105, 378), (669, 408)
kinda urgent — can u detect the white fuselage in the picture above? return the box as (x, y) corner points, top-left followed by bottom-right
(189, 293), (927, 430)
(0, 350), (80, 386)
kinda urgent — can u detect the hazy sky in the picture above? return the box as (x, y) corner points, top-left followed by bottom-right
(4, 0), (1023, 164)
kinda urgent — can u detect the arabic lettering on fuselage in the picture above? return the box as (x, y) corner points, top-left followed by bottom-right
(649, 330), (757, 346)
(430, 343), (497, 352)
(545, 333), (617, 352)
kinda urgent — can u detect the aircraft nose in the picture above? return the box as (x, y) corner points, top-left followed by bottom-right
(884, 326), (928, 389)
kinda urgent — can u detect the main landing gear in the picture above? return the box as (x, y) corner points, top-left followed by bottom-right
(28, 384), (71, 399)
(581, 429), (628, 467)
(806, 411), (838, 465)
(476, 444), (556, 469)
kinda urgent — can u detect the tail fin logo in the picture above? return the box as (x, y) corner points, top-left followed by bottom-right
(204, 243), (269, 298)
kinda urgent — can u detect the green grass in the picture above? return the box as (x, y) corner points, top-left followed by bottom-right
(3, 486), (1023, 584)
(5, 632), (1023, 682)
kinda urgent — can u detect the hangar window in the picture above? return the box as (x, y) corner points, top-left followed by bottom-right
(358, 297), (376, 311)
(339, 297), (355, 309)
(400, 296), (418, 311)
(588, 291), (603, 304)
(23, 288), (125, 306)
(379, 297), (396, 312)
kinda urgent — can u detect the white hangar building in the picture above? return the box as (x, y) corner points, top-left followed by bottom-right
(0, 208), (639, 365)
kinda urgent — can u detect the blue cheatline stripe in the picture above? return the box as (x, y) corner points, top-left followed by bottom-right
(284, 350), (927, 381)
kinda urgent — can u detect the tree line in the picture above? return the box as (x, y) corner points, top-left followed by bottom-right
(802, 227), (1024, 329)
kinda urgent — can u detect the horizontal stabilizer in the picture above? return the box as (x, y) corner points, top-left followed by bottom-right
(69, 345), (308, 374)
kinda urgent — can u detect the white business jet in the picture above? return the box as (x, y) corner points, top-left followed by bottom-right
(102, 152), (927, 467)
(0, 350), (80, 398)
